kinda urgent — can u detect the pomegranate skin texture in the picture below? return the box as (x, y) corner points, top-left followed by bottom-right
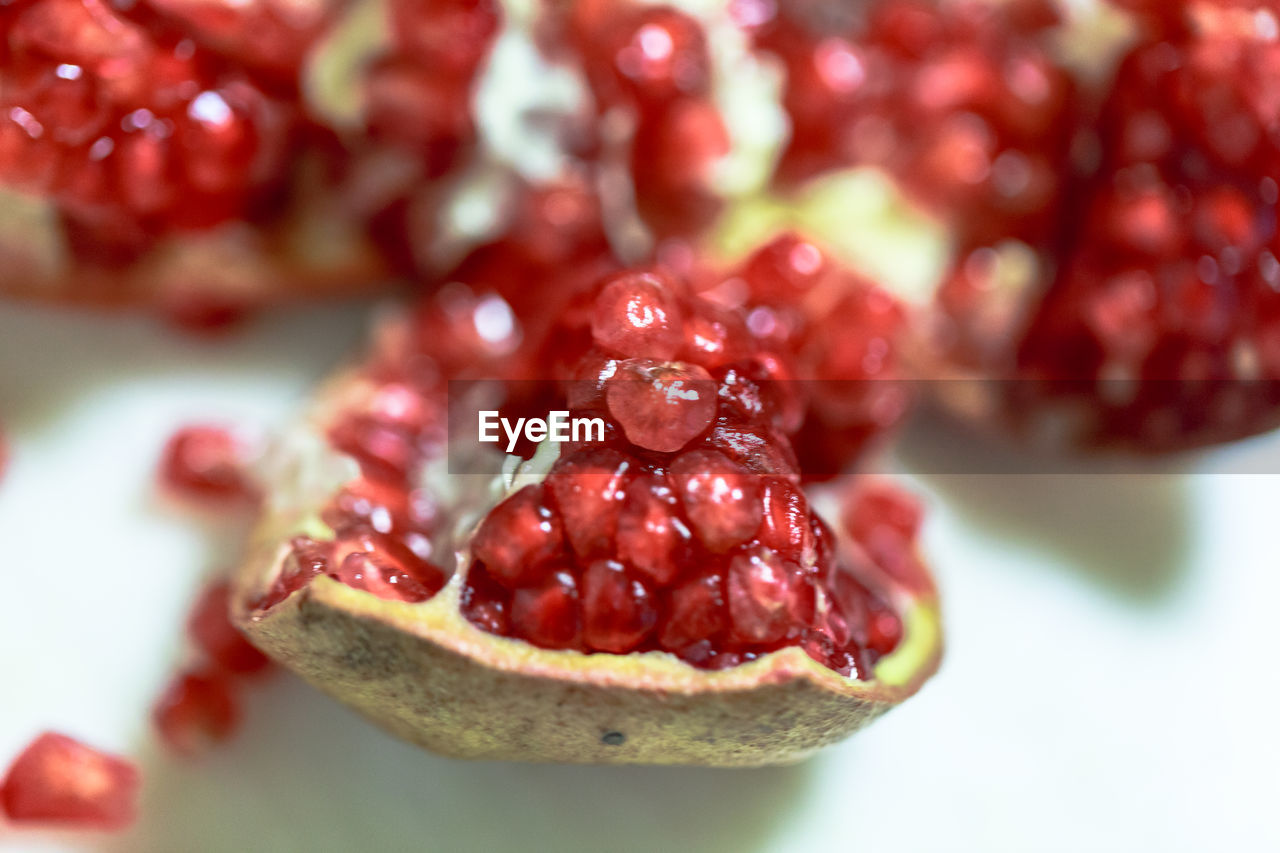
(232, 544), (940, 766)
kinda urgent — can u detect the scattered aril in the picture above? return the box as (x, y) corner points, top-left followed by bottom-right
(152, 669), (241, 758)
(1, 732), (139, 831)
(158, 425), (259, 505)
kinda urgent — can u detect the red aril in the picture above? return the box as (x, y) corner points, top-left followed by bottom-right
(188, 580), (272, 674)
(152, 669), (241, 757)
(158, 425), (258, 505)
(1, 732), (139, 830)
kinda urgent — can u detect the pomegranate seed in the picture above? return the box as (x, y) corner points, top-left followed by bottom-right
(843, 480), (923, 543)
(1, 732), (139, 830)
(615, 477), (692, 587)
(152, 670), (241, 757)
(757, 478), (815, 562)
(461, 564), (510, 635)
(605, 358), (717, 452)
(670, 449), (763, 552)
(547, 448), (632, 559)
(188, 581), (271, 675)
(590, 270), (685, 359)
(471, 485), (564, 586)
(158, 425), (256, 503)
(333, 552), (435, 603)
(510, 570), (581, 649)
(581, 560), (658, 653)
(252, 536), (331, 610)
(726, 550), (813, 645)
(659, 572), (727, 651)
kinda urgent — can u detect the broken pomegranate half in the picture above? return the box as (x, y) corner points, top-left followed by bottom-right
(230, 262), (941, 766)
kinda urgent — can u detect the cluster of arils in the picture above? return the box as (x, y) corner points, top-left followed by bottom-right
(247, 253), (927, 679)
(0, 0), (500, 319)
(538, 0), (731, 243)
(1012, 1), (1280, 447)
(748, 0), (1077, 249)
(743, 0), (1280, 448)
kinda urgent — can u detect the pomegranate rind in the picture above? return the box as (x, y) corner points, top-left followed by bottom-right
(232, 534), (941, 766)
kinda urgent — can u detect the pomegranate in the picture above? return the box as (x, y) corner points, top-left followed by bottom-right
(0, 732), (139, 831)
(230, 260), (941, 765)
(0, 0), (499, 316)
(923, 2), (1280, 449)
(748, 0), (1078, 249)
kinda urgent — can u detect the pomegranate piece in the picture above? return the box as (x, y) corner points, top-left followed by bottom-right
(152, 670), (241, 757)
(188, 580), (272, 674)
(0, 0), (294, 233)
(158, 425), (257, 504)
(1, 732), (139, 830)
(233, 258), (940, 765)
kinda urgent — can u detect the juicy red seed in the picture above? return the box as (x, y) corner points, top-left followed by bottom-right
(726, 550), (813, 645)
(740, 233), (830, 301)
(605, 358), (717, 452)
(0, 732), (139, 830)
(152, 670), (241, 758)
(187, 581), (272, 675)
(510, 570), (581, 649)
(158, 425), (256, 503)
(328, 414), (421, 483)
(679, 302), (752, 367)
(670, 448), (763, 552)
(866, 601), (903, 656)
(758, 477), (815, 561)
(581, 560), (658, 653)
(659, 572), (727, 650)
(471, 484), (564, 586)
(611, 6), (711, 103)
(461, 563), (510, 635)
(332, 527), (447, 595)
(843, 481), (923, 542)
(254, 536), (331, 610)
(616, 478), (692, 587)
(322, 478), (437, 537)
(590, 270), (685, 359)
(547, 448), (632, 559)
(333, 551), (437, 603)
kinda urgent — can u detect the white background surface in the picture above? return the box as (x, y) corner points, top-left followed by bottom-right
(1, 299), (1278, 852)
